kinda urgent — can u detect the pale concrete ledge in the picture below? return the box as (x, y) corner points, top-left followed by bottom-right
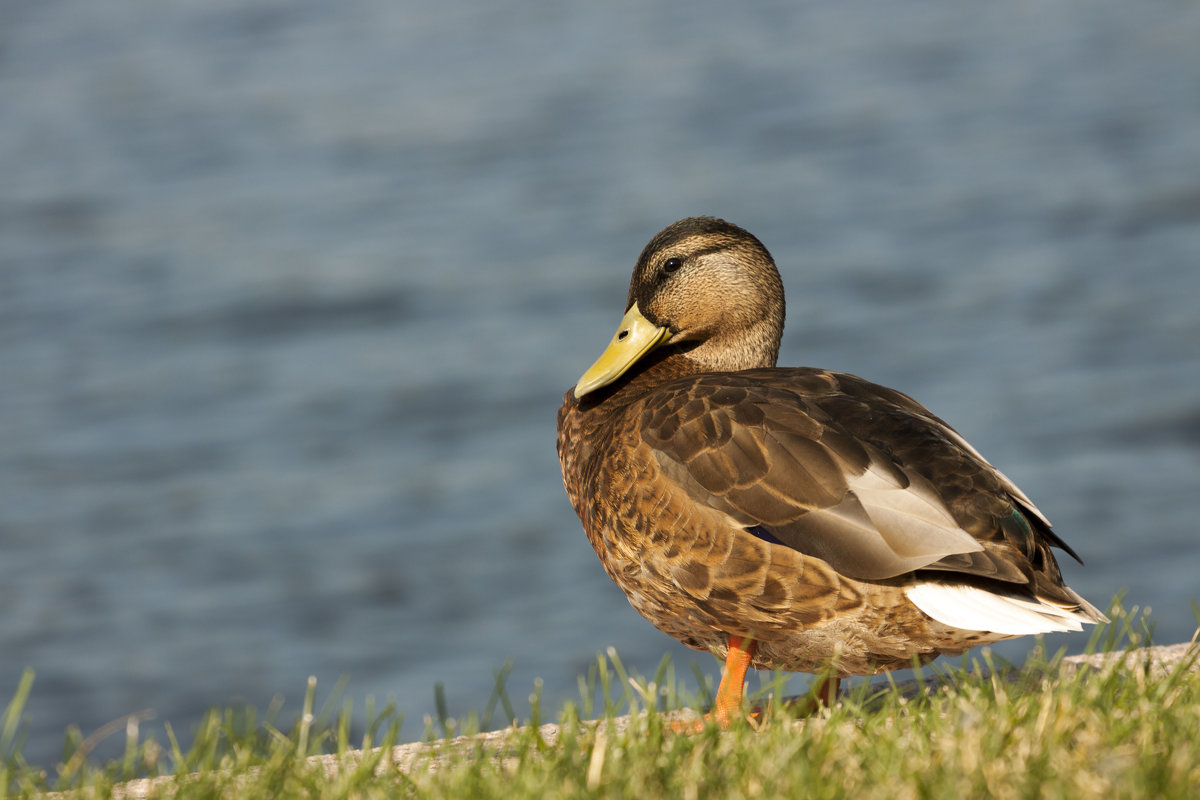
(71, 642), (1198, 799)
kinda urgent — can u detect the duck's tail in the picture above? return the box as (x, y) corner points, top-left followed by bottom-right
(905, 581), (1109, 636)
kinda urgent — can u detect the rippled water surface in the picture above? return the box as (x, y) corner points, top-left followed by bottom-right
(2, 0), (1199, 765)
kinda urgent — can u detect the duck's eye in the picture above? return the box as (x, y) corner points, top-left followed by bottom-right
(662, 257), (683, 275)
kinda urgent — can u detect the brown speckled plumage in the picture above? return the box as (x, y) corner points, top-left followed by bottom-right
(557, 217), (1105, 680)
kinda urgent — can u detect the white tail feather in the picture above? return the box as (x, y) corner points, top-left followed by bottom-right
(905, 582), (1093, 636)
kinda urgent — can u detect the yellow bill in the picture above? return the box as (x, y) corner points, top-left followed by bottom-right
(573, 302), (670, 399)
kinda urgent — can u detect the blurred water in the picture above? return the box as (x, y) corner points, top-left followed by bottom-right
(2, 0), (1199, 766)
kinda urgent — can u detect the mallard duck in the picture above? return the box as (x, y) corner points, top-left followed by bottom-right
(557, 217), (1106, 724)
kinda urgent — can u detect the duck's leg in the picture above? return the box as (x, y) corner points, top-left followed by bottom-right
(816, 674), (841, 705)
(711, 634), (755, 727)
(671, 638), (841, 732)
(787, 674), (841, 716)
(716, 643), (841, 722)
(671, 634), (756, 732)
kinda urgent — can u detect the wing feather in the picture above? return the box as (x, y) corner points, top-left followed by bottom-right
(641, 369), (1065, 585)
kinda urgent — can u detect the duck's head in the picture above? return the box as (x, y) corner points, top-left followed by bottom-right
(574, 217), (785, 399)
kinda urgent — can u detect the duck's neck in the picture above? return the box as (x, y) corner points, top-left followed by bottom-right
(681, 326), (781, 374)
(628, 349), (708, 390)
(577, 338), (774, 414)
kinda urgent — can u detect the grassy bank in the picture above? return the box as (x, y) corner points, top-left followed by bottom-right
(4, 606), (1198, 798)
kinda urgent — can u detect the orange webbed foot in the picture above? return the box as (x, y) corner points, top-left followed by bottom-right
(668, 639), (841, 734)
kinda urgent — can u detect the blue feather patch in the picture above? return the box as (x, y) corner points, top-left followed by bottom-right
(747, 525), (784, 546)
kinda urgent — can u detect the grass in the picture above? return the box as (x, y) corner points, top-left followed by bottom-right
(3, 602), (1198, 798)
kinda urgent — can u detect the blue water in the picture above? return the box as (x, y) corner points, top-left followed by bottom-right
(3, 0), (1199, 767)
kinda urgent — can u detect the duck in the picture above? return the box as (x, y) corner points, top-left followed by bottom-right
(556, 216), (1106, 725)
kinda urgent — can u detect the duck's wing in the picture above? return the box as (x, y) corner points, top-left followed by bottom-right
(640, 368), (1073, 591)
